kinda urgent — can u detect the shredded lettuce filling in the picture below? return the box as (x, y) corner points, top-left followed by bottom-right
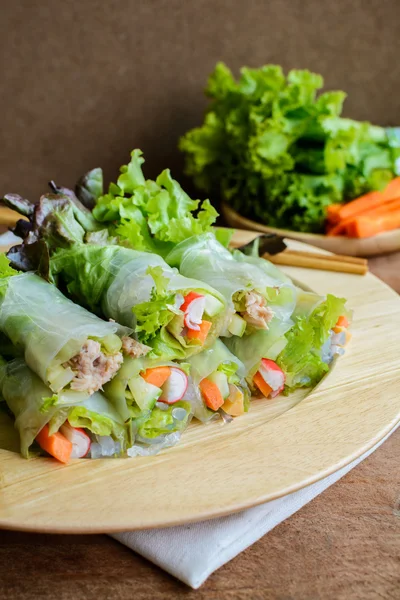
(277, 294), (347, 390)
(135, 401), (191, 440)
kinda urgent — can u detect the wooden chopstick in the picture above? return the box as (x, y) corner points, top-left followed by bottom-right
(263, 249), (368, 275)
(278, 249), (367, 265)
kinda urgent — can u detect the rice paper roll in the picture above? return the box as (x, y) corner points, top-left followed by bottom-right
(0, 357), (127, 458)
(50, 243), (227, 361)
(104, 355), (192, 452)
(0, 270), (131, 399)
(166, 233), (297, 337)
(184, 339), (250, 422)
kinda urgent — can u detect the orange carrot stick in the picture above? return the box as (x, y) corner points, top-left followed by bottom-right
(347, 209), (400, 238)
(326, 204), (343, 224)
(141, 366), (171, 387)
(187, 319), (212, 343)
(335, 177), (400, 223)
(327, 195), (400, 236)
(199, 378), (224, 410)
(253, 371), (273, 398)
(336, 315), (349, 328)
(36, 424), (73, 464)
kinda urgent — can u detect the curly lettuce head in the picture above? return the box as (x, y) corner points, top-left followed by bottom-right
(180, 63), (400, 233)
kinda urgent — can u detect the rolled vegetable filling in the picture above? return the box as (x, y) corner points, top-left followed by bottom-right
(0, 357), (127, 462)
(225, 293), (351, 397)
(103, 356), (192, 452)
(185, 339), (249, 421)
(49, 244), (226, 360)
(0, 266), (133, 398)
(165, 233), (297, 337)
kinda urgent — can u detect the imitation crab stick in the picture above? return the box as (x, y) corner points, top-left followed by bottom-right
(60, 423), (91, 458)
(181, 292), (206, 331)
(141, 366), (171, 388)
(36, 424), (73, 464)
(254, 359), (285, 399)
(199, 378), (224, 411)
(187, 319), (212, 343)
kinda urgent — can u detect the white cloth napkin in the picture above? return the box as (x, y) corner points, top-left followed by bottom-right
(112, 423), (399, 589)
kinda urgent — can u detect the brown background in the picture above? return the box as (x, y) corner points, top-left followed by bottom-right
(1, 0), (399, 201)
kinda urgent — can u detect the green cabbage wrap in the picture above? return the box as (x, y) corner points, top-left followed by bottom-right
(0, 357), (127, 458)
(166, 233), (297, 334)
(0, 267), (130, 399)
(50, 243), (227, 360)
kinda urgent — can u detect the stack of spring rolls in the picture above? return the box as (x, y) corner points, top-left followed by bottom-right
(0, 151), (351, 463)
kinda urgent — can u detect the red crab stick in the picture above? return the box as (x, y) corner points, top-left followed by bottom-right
(159, 368), (188, 404)
(60, 423), (91, 458)
(181, 292), (206, 331)
(253, 359), (285, 399)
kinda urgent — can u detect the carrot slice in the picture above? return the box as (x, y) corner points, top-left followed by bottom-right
(187, 319), (212, 343)
(36, 424), (73, 464)
(334, 177), (400, 224)
(253, 371), (273, 398)
(141, 366), (171, 388)
(336, 315), (349, 328)
(199, 378), (224, 410)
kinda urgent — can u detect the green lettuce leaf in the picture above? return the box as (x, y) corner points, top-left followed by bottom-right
(92, 149), (219, 253)
(67, 405), (126, 446)
(217, 360), (240, 384)
(137, 400), (191, 439)
(277, 294), (347, 390)
(133, 266), (178, 343)
(75, 167), (104, 209)
(0, 254), (19, 279)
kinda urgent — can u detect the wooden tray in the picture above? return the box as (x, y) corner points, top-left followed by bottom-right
(222, 202), (400, 258)
(1, 231), (400, 534)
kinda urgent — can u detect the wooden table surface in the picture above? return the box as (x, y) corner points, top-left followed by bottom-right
(1, 253), (400, 600)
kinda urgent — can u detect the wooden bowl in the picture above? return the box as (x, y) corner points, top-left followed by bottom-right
(222, 202), (400, 258)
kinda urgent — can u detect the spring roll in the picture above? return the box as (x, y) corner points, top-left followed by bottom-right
(0, 357), (127, 460)
(103, 355), (192, 455)
(50, 243), (227, 360)
(166, 233), (297, 337)
(0, 261), (132, 399)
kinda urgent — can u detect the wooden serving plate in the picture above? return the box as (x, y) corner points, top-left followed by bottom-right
(0, 231), (400, 534)
(222, 202), (400, 257)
